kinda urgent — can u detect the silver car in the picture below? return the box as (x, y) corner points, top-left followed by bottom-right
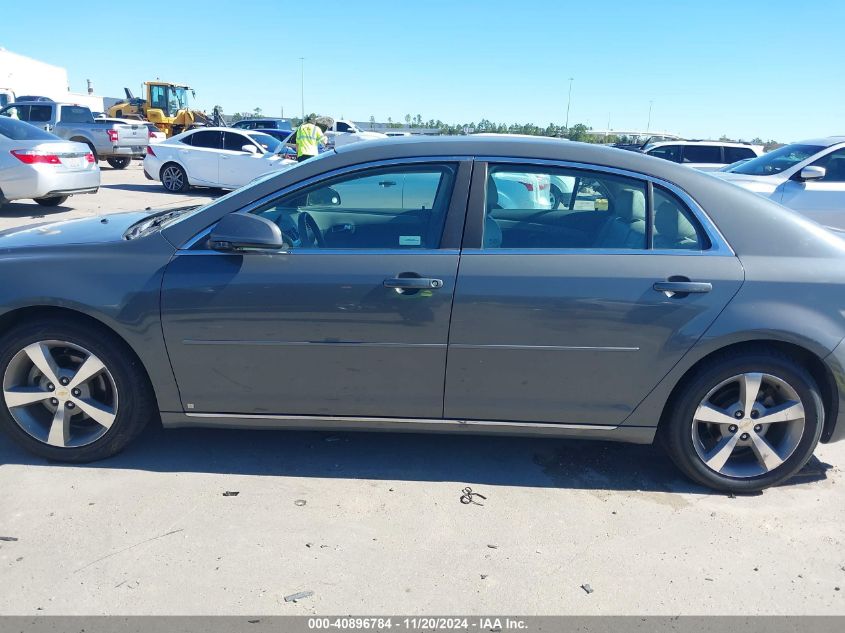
(0, 117), (99, 207)
(716, 136), (845, 229)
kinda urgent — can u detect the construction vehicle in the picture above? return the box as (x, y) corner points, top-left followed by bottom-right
(107, 81), (223, 137)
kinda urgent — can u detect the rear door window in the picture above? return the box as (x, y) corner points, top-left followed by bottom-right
(682, 145), (722, 164)
(188, 130), (223, 149)
(484, 165), (647, 250)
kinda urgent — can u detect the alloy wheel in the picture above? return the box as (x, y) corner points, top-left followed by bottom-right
(2, 340), (118, 448)
(162, 166), (184, 191)
(691, 372), (805, 478)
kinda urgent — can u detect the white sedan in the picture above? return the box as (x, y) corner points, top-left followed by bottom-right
(143, 127), (296, 192)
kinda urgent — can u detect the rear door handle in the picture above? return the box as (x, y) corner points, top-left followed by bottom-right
(653, 281), (712, 294)
(384, 277), (444, 290)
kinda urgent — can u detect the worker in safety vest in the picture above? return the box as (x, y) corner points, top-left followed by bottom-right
(295, 115), (328, 162)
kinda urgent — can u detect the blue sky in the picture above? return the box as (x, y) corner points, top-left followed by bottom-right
(2, 0), (843, 141)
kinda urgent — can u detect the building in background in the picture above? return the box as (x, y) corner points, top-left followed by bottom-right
(0, 48), (109, 112)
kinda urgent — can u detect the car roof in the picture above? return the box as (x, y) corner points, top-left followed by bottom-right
(794, 136), (845, 147)
(646, 140), (758, 148)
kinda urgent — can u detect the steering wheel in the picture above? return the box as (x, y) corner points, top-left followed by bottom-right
(297, 212), (326, 248)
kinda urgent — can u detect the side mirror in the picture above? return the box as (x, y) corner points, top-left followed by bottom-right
(799, 165), (826, 181)
(242, 144), (258, 154)
(209, 213), (285, 251)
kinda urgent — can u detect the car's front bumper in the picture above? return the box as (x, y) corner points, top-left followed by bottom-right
(823, 338), (845, 443)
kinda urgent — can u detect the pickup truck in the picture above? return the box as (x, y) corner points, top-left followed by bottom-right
(325, 119), (387, 147)
(0, 101), (148, 169)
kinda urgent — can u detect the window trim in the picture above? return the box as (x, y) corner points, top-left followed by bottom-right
(466, 157), (734, 256)
(179, 157), (474, 251)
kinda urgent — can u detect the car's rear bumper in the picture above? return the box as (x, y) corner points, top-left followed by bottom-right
(0, 165), (100, 200)
(822, 338), (845, 443)
(109, 146), (147, 158)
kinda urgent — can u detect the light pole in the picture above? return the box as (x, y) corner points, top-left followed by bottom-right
(299, 57), (305, 120)
(564, 77), (574, 131)
(646, 100), (653, 133)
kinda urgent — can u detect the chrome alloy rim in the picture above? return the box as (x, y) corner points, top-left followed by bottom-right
(3, 341), (118, 448)
(692, 372), (805, 478)
(161, 165), (184, 191)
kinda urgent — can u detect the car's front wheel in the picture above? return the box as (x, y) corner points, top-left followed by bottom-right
(662, 351), (823, 492)
(0, 319), (154, 462)
(160, 163), (189, 193)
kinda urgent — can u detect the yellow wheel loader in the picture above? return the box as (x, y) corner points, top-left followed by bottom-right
(108, 82), (222, 137)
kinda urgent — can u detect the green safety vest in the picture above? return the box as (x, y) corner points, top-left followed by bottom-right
(296, 123), (325, 157)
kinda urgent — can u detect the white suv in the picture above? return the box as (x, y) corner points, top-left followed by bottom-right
(714, 136), (845, 230)
(642, 140), (763, 171)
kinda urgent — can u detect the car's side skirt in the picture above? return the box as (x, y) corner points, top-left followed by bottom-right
(160, 412), (656, 444)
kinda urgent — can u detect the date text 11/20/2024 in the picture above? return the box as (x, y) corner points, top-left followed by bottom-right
(307, 617), (528, 630)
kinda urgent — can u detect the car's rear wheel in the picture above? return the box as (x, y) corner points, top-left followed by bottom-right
(160, 163), (189, 193)
(0, 319), (154, 462)
(34, 196), (68, 207)
(662, 351), (823, 492)
(106, 157), (131, 170)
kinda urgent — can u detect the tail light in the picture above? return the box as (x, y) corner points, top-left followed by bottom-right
(10, 150), (61, 165)
(148, 129), (156, 139)
(107, 129), (119, 143)
(85, 152), (95, 163)
(518, 181), (534, 192)
(146, 145), (156, 157)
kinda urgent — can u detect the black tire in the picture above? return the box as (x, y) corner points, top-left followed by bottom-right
(160, 163), (189, 193)
(0, 318), (155, 462)
(34, 196), (68, 207)
(661, 350), (824, 493)
(73, 139), (97, 163)
(106, 157), (131, 170)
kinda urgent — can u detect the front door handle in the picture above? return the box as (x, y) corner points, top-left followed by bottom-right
(384, 277), (444, 290)
(653, 280), (712, 294)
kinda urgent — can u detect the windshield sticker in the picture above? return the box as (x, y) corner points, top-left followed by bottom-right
(399, 235), (421, 246)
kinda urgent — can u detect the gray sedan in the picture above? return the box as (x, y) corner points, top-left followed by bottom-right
(0, 136), (843, 492)
(0, 116), (99, 206)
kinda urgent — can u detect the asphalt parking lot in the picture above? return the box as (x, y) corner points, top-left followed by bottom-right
(0, 162), (844, 615)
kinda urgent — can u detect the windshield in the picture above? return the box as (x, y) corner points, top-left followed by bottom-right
(0, 116), (60, 141)
(248, 132), (283, 153)
(732, 143), (824, 176)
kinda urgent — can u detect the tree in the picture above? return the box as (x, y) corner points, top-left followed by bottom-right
(566, 123), (591, 142)
(369, 115), (376, 129)
(405, 114), (411, 126)
(253, 107), (263, 117)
